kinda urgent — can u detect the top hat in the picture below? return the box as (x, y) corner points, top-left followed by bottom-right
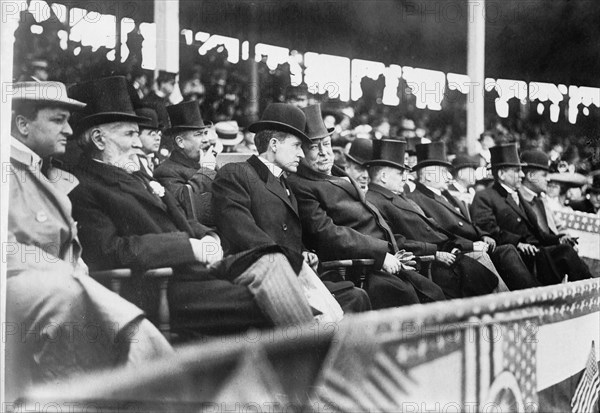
(215, 120), (243, 146)
(302, 104), (335, 141)
(414, 142), (452, 169)
(248, 103), (310, 144)
(165, 100), (212, 132)
(12, 80), (86, 110)
(68, 76), (149, 132)
(520, 150), (550, 171)
(135, 107), (163, 130)
(405, 136), (422, 155)
(369, 139), (410, 170)
(490, 144), (527, 169)
(345, 138), (374, 166)
(452, 154), (480, 171)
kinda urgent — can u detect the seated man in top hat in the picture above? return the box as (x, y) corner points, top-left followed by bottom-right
(213, 103), (370, 314)
(6, 80), (172, 399)
(288, 105), (446, 309)
(367, 140), (503, 298)
(407, 142), (538, 291)
(519, 150), (579, 246)
(154, 101), (216, 223)
(134, 107), (162, 177)
(343, 138), (373, 192)
(471, 144), (594, 285)
(68, 77), (322, 337)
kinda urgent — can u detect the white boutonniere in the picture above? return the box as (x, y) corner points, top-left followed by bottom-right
(148, 181), (165, 197)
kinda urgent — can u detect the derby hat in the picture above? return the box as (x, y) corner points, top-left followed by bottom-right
(12, 80), (86, 110)
(68, 76), (149, 132)
(302, 104), (335, 141)
(369, 139), (410, 170)
(135, 107), (163, 130)
(248, 103), (310, 144)
(345, 138), (374, 166)
(165, 100), (212, 132)
(414, 142), (452, 169)
(451, 154), (480, 171)
(215, 120), (243, 146)
(490, 144), (527, 169)
(521, 150), (550, 171)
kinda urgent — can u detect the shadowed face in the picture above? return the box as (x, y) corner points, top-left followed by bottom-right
(176, 128), (209, 162)
(525, 169), (548, 194)
(302, 136), (334, 175)
(139, 128), (161, 155)
(345, 159), (369, 190)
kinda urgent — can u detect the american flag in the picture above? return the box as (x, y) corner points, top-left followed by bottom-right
(571, 341), (600, 413)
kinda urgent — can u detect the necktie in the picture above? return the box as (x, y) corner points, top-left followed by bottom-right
(279, 174), (291, 198)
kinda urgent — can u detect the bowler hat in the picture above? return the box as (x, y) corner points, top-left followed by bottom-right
(68, 76), (149, 132)
(248, 103), (310, 144)
(490, 144), (527, 169)
(12, 80), (86, 110)
(346, 138), (374, 166)
(452, 154), (479, 171)
(135, 107), (163, 130)
(414, 142), (452, 169)
(369, 139), (410, 170)
(302, 104), (335, 141)
(165, 100), (211, 132)
(521, 150), (550, 171)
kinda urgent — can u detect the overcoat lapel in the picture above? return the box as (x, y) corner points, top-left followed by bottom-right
(247, 155), (299, 217)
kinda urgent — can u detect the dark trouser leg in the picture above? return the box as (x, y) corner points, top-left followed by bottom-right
(330, 286), (371, 313)
(431, 255), (497, 298)
(536, 245), (594, 284)
(489, 244), (540, 290)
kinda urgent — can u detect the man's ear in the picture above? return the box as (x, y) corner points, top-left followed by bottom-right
(269, 137), (278, 152)
(14, 114), (30, 136)
(90, 128), (105, 151)
(175, 135), (185, 149)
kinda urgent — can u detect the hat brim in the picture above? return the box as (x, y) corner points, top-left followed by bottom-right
(492, 162), (528, 168)
(13, 96), (86, 110)
(413, 160), (452, 169)
(522, 164), (550, 171)
(74, 112), (151, 133)
(366, 159), (411, 171)
(219, 134), (244, 146)
(248, 120), (311, 144)
(345, 153), (369, 166)
(163, 122), (213, 134)
(453, 163), (479, 171)
(307, 127), (335, 141)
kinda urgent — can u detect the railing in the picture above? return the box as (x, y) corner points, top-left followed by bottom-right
(21, 278), (600, 412)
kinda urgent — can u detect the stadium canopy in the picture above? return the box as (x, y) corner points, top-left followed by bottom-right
(55, 0), (600, 88)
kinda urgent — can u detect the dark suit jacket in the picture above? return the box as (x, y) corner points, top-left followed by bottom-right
(367, 183), (461, 255)
(408, 182), (489, 248)
(287, 163), (395, 269)
(154, 150), (215, 223)
(470, 182), (559, 247)
(212, 155), (303, 255)
(69, 156), (213, 272)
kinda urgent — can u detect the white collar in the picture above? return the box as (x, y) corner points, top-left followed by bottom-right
(500, 183), (517, 194)
(519, 185), (538, 202)
(11, 136), (42, 168)
(452, 181), (468, 193)
(258, 155), (284, 178)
